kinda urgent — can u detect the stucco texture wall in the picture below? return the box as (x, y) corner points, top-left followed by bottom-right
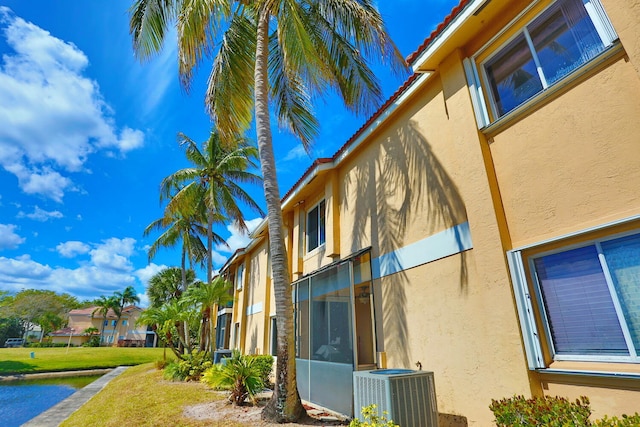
(490, 53), (640, 247)
(337, 50), (531, 424)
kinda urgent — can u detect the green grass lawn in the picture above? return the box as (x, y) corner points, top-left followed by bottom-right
(0, 347), (169, 375)
(61, 363), (244, 427)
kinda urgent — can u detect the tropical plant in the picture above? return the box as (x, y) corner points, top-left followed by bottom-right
(163, 349), (213, 381)
(110, 285), (141, 344)
(147, 266), (198, 308)
(350, 404), (399, 427)
(130, 0), (405, 421)
(144, 188), (208, 294)
(92, 295), (119, 345)
(248, 354), (274, 387)
(161, 130), (263, 286)
(490, 395), (592, 427)
(201, 350), (263, 406)
(183, 276), (234, 356)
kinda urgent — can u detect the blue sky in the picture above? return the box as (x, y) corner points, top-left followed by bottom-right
(0, 0), (457, 305)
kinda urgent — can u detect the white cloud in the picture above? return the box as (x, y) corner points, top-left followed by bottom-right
(89, 237), (136, 272)
(282, 145), (310, 162)
(134, 263), (166, 286)
(17, 205), (63, 222)
(0, 237), (147, 300)
(0, 224), (25, 249)
(216, 218), (264, 254)
(56, 240), (90, 258)
(0, 8), (144, 201)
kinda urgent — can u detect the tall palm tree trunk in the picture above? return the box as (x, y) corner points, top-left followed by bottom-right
(255, 8), (305, 423)
(207, 210), (216, 357)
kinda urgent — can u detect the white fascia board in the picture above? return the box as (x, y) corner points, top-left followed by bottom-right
(281, 162), (336, 209)
(411, 0), (487, 73)
(334, 71), (432, 167)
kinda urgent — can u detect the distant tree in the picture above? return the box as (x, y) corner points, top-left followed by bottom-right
(92, 295), (119, 345)
(161, 130), (263, 286)
(144, 188), (208, 295)
(147, 267), (198, 308)
(183, 276), (234, 356)
(0, 289), (80, 340)
(110, 286), (141, 344)
(0, 317), (22, 347)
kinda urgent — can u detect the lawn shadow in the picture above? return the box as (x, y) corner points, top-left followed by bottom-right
(0, 360), (38, 375)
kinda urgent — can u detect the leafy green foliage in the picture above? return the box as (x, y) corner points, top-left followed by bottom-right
(490, 395), (592, 426)
(592, 414), (640, 426)
(201, 350), (263, 405)
(491, 394), (640, 426)
(163, 350), (212, 381)
(248, 354), (274, 387)
(350, 405), (399, 427)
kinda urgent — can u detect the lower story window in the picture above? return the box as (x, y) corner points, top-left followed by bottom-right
(513, 230), (640, 366)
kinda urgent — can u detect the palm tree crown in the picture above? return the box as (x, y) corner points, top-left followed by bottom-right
(130, 0), (406, 421)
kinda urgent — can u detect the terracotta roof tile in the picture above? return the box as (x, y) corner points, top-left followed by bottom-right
(406, 0), (470, 65)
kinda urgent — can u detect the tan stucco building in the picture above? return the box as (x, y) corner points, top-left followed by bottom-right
(217, 0), (640, 424)
(50, 305), (149, 347)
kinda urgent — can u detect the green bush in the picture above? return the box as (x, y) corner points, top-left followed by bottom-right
(593, 414), (640, 427)
(201, 350), (263, 405)
(248, 354), (274, 387)
(27, 342), (70, 348)
(83, 336), (100, 347)
(349, 405), (399, 427)
(490, 395), (591, 426)
(163, 350), (212, 382)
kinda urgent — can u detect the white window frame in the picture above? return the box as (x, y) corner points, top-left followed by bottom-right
(509, 220), (640, 369)
(465, 0), (618, 128)
(306, 199), (326, 253)
(236, 263), (244, 291)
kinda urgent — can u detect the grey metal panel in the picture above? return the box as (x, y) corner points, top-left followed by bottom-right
(309, 360), (354, 416)
(353, 370), (439, 427)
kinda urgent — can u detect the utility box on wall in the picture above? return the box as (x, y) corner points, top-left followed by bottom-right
(353, 369), (438, 427)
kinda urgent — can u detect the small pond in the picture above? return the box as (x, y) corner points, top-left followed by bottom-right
(0, 375), (101, 427)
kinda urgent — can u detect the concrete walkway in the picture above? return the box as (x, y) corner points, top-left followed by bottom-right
(22, 366), (128, 427)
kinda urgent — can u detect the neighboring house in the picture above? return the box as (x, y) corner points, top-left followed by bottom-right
(216, 0), (640, 424)
(50, 306), (151, 347)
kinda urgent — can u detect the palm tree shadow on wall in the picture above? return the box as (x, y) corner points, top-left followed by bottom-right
(343, 120), (469, 368)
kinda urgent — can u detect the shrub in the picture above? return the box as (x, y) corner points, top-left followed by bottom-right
(593, 414), (640, 427)
(248, 354), (274, 387)
(201, 350), (263, 405)
(349, 404), (399, 427)
(83, 336), (100, 347)
(490, 395), (591, 426)
(163, 350), (212, 382)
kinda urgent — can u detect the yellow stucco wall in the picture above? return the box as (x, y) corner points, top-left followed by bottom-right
(225, 0), (640, 422)
(242, 240), (270, 355)
(333, 47), (534, 423)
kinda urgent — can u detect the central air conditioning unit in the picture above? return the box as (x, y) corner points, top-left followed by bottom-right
(353, 369), (438, 427)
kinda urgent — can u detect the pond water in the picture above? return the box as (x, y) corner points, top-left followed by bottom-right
(0, 375), (101, 427)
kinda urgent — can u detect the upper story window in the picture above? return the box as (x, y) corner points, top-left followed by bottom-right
(307, 200), (326, 252)
(467, 0), (618, 126)
(236, 263), (244, 291)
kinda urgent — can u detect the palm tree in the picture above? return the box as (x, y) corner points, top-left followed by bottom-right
(144, 192), (208, 293)
(183, 276), (234, 357)
(147, 266), (197, 308)
(161, 130), (263, 286)
(110, 286), (141, 345)
(92, 295), (118, 346)
(130, 1), (405, 421)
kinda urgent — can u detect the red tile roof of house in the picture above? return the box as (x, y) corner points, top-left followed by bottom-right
(406, 0), (470, 65)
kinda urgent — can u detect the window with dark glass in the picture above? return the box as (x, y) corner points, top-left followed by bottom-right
(532, 233), (640, 360)
(483, 0), (615, 117)
(307, 200), (326, 252)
